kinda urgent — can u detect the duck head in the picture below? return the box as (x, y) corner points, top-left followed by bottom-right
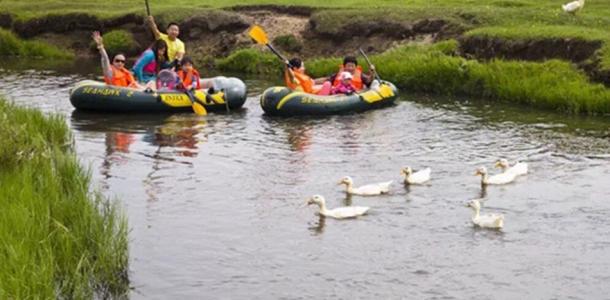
(494, 159), (509, 169)
(466, 199), (481, 211)
(474, 166), (488, 176)
(307, 195), (326, 207)
(338, 176), (353, 186)
(400, 167), (413, 176)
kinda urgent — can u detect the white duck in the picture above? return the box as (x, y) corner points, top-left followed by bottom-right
(475, 166), (517, 185)
(400, 166), (431, 185)
(495, 158), (528, 176)
(305, 195), (369, 219)
(562, 0), (585, 14)
(338, 176), (393, 196)
(466, 199), (504, 229)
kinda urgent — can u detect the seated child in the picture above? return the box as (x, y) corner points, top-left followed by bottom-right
(176, 57), (201, 91)
(285, 58), (331, 95)
(331, 72), (357, 95)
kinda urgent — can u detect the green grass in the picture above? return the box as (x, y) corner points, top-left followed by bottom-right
(94, 29), (139, 56)
(216, 47), (283, 74)
(219, 41), (610, 114)
(465, 25), (610, 69)
(0, 99), (128, 298)
(2, 0), (608, 68)
(360, 43), (610, 114)
(0, 28), (73, 59)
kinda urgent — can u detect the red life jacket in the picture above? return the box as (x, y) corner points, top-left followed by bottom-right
(332, 65), (363, 91)
(104, 66), (136, 87)
(177, 69), (201, 90)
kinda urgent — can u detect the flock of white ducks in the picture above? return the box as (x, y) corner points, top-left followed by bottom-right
(305, 159), (529, 229)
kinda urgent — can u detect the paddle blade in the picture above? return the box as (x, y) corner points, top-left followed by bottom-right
(192, 102), (207, 116)
(248, 25), (268, 45)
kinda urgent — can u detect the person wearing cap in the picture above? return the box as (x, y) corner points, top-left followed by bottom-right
(331, 71), (357, 95)
(318, 56), (375, 91)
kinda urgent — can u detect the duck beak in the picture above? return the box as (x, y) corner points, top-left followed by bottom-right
(300, 200), (310, 208)
(337, 180), (344, 185)
(494, 161), (501, 168)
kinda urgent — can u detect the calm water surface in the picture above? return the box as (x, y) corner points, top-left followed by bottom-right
(1, 61), (610, 299)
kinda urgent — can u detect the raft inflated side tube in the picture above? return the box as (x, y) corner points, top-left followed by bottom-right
(260, 81), (398, 116)
(69, 77), (247, 113)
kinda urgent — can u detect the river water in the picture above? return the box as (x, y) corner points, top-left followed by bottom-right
(1, 60), (609, 299)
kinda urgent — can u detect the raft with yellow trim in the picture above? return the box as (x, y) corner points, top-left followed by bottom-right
(69, 76), (247, 113)
(260, 81), (398, 116)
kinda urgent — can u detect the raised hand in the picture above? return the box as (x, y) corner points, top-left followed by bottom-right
(92, 31), (103, 47)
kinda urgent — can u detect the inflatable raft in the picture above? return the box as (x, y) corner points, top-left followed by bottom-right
(260, 81), (398, 116)
(69, 76), (247, 113)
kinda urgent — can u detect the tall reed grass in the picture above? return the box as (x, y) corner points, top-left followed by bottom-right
(0, 99), (128, 298)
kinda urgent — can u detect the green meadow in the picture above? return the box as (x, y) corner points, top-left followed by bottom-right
(220, 41), (610, 114)
(0, 99), (129, 298)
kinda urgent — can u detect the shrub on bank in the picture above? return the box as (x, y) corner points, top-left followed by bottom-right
(0, 29), (73, 59)
(95, 29), (140, 56)
(216, 48), (283, 74)
(0, 99), (128, 298)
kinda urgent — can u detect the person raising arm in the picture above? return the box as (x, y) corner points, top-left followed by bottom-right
(146, 16), (185, 62)
(91, 31), (139, 88)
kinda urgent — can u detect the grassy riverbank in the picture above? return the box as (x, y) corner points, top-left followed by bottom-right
(219, 42), (610, 115)
(0, 29), (73, 58)
(0, 99), (128, 298)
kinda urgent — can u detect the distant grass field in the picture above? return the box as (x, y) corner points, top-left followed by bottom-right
(0, 98), (129, 298)
(2, 0), (608, 67)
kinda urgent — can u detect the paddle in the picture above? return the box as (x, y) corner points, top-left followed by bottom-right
(358, 48), (381, 82)
(248, 25), (289, 64)
(186, 89), (207, 116)
(145, 0), (151, 16)
(248, 25), (299, 86)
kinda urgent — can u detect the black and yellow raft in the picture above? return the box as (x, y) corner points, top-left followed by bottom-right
(69, 76), (247, 113)
(260, 81), (398, 116)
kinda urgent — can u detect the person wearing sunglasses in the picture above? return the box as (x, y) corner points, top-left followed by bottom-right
(92, 31), (139, 88)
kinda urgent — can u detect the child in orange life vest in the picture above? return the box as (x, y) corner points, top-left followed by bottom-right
(285, 58), (331, 95)
(331, 72), (357, 95)
(176, 57), (201, 91)
(326, 56), (375, 91)
(91, 31), (140, 89)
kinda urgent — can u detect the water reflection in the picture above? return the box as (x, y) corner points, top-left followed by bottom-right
(71, 111), (206, 198)
(308, 215), (326, 235)
(143, 115), (206, 158)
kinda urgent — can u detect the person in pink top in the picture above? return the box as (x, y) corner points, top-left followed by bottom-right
(331, 71), (357, 95)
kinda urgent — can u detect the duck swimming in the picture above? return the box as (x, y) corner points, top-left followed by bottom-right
(305, 195), (370, 219)
(338, 176), (393, 196)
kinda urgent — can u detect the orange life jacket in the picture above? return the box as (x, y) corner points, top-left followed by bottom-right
(332, 65), (363, 91)
(177, 69), (201, 90)
(113, 132), (134, 153)
(284, 69), (319, 94)
(104, 66), (136, 87)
